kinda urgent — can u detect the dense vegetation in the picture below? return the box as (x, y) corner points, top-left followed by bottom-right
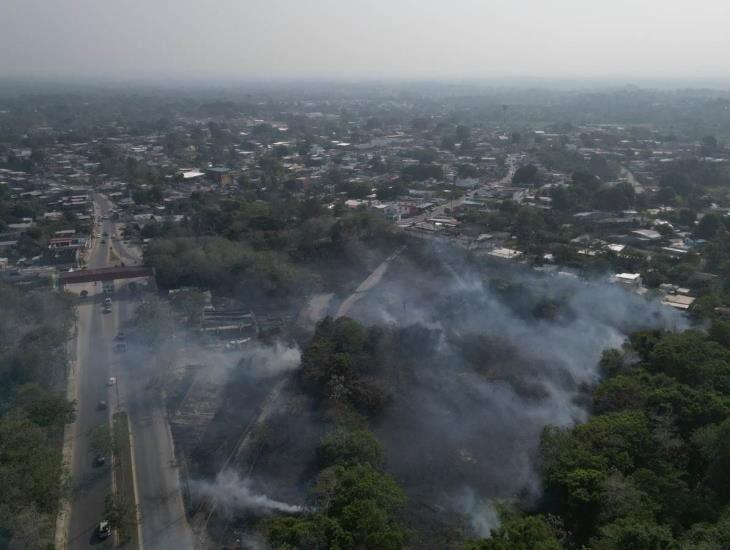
(0, 283), (75, 549)
(465, 325), (730, 549)
(142, 198), (402, 297)
(263, 317), (408, 549)
(273, 317), (730, 549)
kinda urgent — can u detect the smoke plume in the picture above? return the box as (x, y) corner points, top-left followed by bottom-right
(191, 470), (303, 515)
(342, 247), (686, 533)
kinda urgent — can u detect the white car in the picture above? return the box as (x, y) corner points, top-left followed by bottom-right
(108, 377), (116, 386)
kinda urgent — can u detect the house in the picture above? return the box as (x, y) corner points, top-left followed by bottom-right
(180, 169), (206, 180)
(611, 272), (643, 290)
(631, 229), (662, 242)
(488, 248), (523, 260)
(662, 294), (695, 311)
(205, 167), (233, 185)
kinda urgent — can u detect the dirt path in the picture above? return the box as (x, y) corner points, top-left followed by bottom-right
(337, 245), (406, 317)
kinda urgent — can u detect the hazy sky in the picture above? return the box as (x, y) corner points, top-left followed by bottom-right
(1, 0), (729, 82)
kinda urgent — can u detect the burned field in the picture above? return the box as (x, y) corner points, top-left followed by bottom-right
(168, 249), (682, 547)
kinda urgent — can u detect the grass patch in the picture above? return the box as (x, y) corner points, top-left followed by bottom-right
(112, 412), (140, 549)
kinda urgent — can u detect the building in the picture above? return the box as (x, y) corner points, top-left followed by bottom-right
(611, 272), (643, 290)
(488, 248), (523, 260)
(205, 167), (233, 185)
(662, 294), (695, 311)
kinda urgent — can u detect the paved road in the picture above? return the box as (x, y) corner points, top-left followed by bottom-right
(67, 203), (123, 548)
(405, 155), (518, 225)
(66, 195), (193, 549)
(115, 297), (194, 550)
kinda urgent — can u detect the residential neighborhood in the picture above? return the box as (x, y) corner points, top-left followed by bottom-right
(2, 90), (730, 321)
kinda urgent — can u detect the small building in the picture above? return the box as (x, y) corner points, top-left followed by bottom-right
(662, 294), (695, 311)
(488, 248), (523, 260)
(205, 167), (233, 185)
(631, 229), (662, 241)
(611, 272), (643, 289)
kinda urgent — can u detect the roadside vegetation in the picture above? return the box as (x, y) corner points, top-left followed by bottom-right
(110, 412), (139, 548)
(0, 283), (75, 548)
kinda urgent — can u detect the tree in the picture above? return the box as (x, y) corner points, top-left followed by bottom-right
(14, 383), (75, 427)
(317, 429), (383, 469)
(550, 186), (573, 211)
(696, 213), (725, 240)
(464, 515), (561, 550)
(266, 465), (406, 550)
(591, 518), (675, 550)
(595, 182), (634, 211)
(512, 164), (539, 185)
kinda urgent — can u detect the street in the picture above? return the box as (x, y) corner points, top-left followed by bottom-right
(405, 154), (518, 225)
(64, 195), (193, 549)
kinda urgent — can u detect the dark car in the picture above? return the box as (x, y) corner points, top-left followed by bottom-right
(97, 400), (107, 411)
(93, 454), (106, 467)
(97, 520), (111, 540)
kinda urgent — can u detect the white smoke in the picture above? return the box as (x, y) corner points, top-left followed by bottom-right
(244, 342), (301, 378)
(175, 341), (301, 386)
(453, 487), (501, 538)
(192, 470), (303, 515)
(340, 245), (688, 536)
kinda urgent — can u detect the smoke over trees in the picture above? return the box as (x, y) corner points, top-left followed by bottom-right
(536, 327), (730, 548)
(234, 245), (686, 548)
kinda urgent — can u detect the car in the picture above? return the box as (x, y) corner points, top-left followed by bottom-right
(96, 520), (111, 540)
(108, 377), (116, 386)
(115, 332), (126, 341)
(101, 239), (106, 244)
(114, 342), (127, 353)
(103, 305), (112, 314)
(97, 400), (107, 411)
(104, 297), (112, 306)
(93, 454), (106, 467)
(80, 290), (88, 299)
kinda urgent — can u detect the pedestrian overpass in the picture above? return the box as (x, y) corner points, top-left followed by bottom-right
(57, 266), (154, 287)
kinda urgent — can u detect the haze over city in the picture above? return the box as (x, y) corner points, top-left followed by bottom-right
(3, 1), (730, 550)
(1, 0), (729, 82)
